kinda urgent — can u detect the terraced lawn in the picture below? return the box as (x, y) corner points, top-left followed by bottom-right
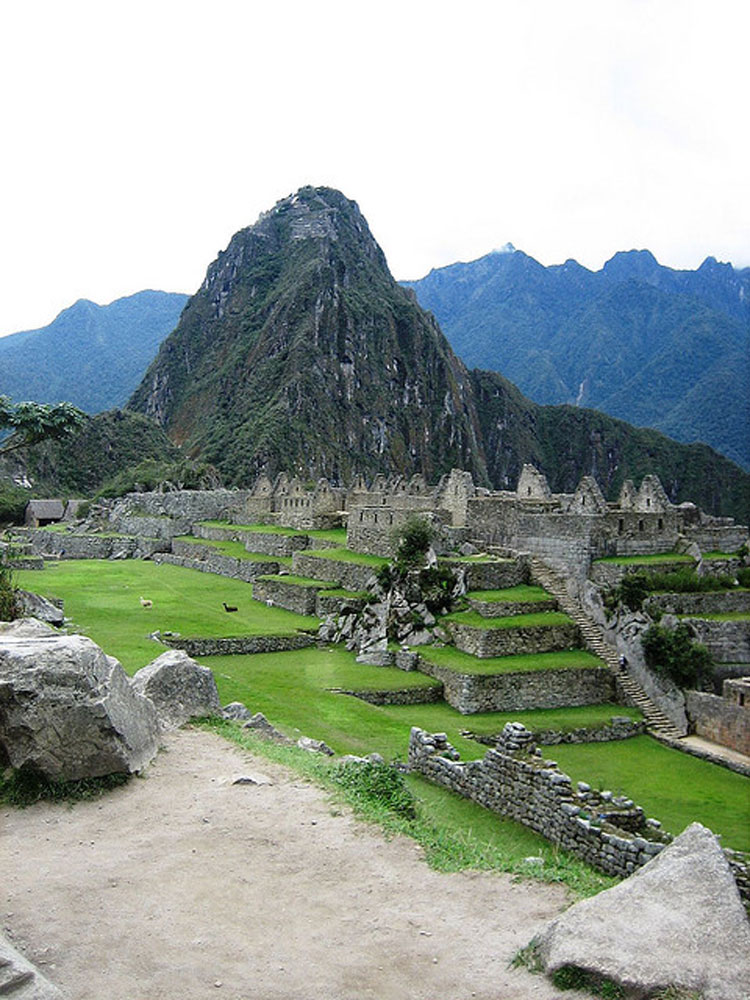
(14, 561), (318, 672)
(198, 521), (347, 545)
(174, 537), (292, 564)
(416, 646), (605, 675)
(594, 553), (694, 565)
(443, 609), (573, 629)
(304, 547), (388, 567)
(467, 585), (551, 603)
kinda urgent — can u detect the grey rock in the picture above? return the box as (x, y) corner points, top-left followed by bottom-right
(15, 590), (64, 627)
(0, 930), (65, 998)
(0, 633), (158, 780)
(297, 736), (335, 756)
(222, 701), (252, 721)
(243, 712), (292, 744)
(535, 823), (750, 1000)
(355, 650), (394, 666)
(132, 649), (221, 729)
(0, 617), (58, 638)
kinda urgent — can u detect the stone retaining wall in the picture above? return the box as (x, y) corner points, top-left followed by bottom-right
(340, 686), (444, 706)
(590, 560), (694, 589)
(17, 529), (166, 560)
(156, 548), (277, 583)
(449, 621), (581, 658)
(443, 557), (529, 591)
(108, 489), (252, 523)
(292, 552), (376, 591)
(315, 592), (369, 617)
(113, 514), (192, 540)
(252, 576), (328, 616)
(686, 689), (750, 756)
(408, 725), (750, 900)
(416, 657), (614, 714)
(469, 717), (646, 746)
(164, 634), (315, 656)
(646, 591), (750, 616)
(194, 525), (311, 556)
(683, 617), (750, 664)
(467, 597), (558, 617)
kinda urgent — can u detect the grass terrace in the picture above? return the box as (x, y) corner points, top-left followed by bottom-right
(467, 585), (552, 603)
(302, 547), (389, 567)
(416, 646), (606, 675)
(197, 521), (347, 545)
(678, 611), (750, 622)
(443, 609), (573, 629)
(14, 561), (319, 672)
(174, 536), (292, 564)
(594, 552), (694, 565)
(256, 573), (338, 589)
(444, 554), (509, 564)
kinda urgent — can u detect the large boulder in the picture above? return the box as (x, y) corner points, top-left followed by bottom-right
(0, 631), (159, 780)
(0, 930), (65, 998)
(535, 823), (750, 1000)
(131, 649), (221, 730)
(16, 589), (65, 627)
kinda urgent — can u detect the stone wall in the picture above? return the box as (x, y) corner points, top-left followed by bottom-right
(341, 686), (444, 706)
(195, 526), (311, 556)
(292, 552), (376, 591)
(163, 543), (278, 582)
(443, 557), (530, 591)
(683, 618), (750, 664)
(252, 576), (327, 616)
(113, 514), (192, 540)
(590, 560), (695, 589)
(466, 596), (557, 617)
(315, 592), (369, 617)
(686, 690), (750, 756)
(468, 716), (646, 747)
(646, 591), (750, 616)
(449, 621), (581, 659)
(164, 634), (315, 656)
(415, 657), (614, 714)
(17, 529), (166, 561)
(408, 726), (667, 878)
(105, 489), (252, 524)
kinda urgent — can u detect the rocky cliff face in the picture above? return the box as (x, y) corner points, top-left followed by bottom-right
(130, 187), (488, 485)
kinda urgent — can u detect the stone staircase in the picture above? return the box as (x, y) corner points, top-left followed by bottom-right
(529, 557), (684, 740)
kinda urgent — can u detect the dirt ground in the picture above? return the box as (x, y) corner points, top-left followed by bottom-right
(2, 727), (574, 1000)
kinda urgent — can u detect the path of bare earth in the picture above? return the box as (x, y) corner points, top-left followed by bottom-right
(2, 727), (573, 1000)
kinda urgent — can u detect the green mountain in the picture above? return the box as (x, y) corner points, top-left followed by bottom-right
(404, 249), (750, 469)
(0, 291), (188, 413)
(128, 187), (749, 522)
(130, 187), (488, 486)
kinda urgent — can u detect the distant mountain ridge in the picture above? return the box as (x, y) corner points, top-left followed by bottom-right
(129, 186), (749, 522)
(0, 290), (189, 413)
(403, 248), (750, 469)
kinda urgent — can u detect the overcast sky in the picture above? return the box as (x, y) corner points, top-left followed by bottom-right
(0, 0), (747, 337)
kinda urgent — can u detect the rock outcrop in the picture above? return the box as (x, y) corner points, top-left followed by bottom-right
(131, 649), (221, 730)
(0, 623), (159, 780)
(535, 822), (750, 1000)
(0, 930), (65, 999)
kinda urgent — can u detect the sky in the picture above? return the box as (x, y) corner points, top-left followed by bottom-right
(0, 0), (748, 337)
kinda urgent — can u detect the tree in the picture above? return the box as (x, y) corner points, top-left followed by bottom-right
(642, 622), (713, 690)
(0, 396), (86, 455)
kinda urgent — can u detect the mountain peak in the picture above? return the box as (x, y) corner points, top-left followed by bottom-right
(601, 248), (660, 280)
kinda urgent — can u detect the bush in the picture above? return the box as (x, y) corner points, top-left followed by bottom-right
(0, 556), (19, 620)
(418, 565), (456, 613)
(0, 483), (29, 525)
(392, 515), (433, 572)
(331, 760), (416, 821)
(642, 622), (713, 690)
(618, 572), (650, 610)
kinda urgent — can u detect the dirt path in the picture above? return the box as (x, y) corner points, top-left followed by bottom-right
(2, 728), (572, 999)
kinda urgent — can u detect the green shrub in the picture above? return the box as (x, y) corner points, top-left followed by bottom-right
(0, 555), (19, 620)
(392, 515), (433, 572)
(551, 966), (624, 998)
(418, 565), (455, 613)
(618, 572), (651, 610)
(642, 623), (713, 689)
(737, 567), (750, 588)
(0, 483), (29, 525)
(331, 760), (416, 821)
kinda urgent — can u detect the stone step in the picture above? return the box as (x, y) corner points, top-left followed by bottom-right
(529, 556), (684, 739)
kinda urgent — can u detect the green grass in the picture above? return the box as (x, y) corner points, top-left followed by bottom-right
(200, 718), (614, 895)
(198, 521), (347, 545)
(443, 609), (573, 629)
(417, 646), (605, 675)
(594, 553), (694, 565)
(256, 573), (337, 589)
(13, 560), (750, 876)
(467, 585), (552, 603)
(14, 561), (319, 671)
(303, 547), (388, 567)
(551, 736), (750, 852)
(703, 551), (741, 560)
(174, 537), (292, 564)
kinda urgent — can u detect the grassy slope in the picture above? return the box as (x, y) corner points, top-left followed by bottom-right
(14, 561), (750, 855)
(416, 646), (605, 675)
